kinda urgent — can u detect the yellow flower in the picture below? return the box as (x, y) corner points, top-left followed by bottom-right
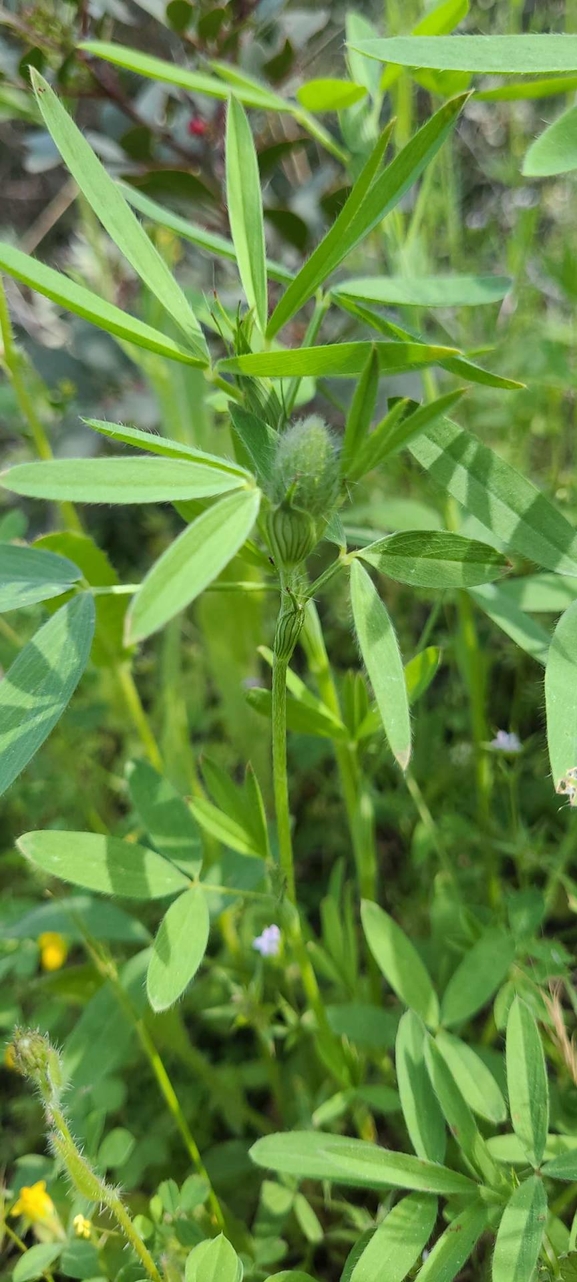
(4, 1044), (16, 1070)
(72, 1215), (92, 1240)
(11, 1181), (55, 1223)
(38, 932), (68, 972)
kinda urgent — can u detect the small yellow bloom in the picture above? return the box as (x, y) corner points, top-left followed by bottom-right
(72, 1214), (92, 1240)
(11, 1181), (55, 1223)
(38, 932), (68, 972)
(4, 1044), (16, 1070)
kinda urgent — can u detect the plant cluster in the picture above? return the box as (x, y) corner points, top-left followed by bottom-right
(3, 4), (577, 1282)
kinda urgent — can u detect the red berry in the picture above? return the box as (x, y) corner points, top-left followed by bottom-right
(187, 117), (207, 137)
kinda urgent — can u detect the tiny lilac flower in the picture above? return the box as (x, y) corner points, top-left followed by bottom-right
(491, 730), (522, 754)
(253, 924), (281, 958)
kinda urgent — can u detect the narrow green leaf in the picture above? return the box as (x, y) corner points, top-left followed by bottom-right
(0, 543), (81, 612)
(354, 391), (466, 478)
(341, 346), (379, 476)
(191, 795), (263, 858)
(225, 97), (267, 333)
(147, 886), (209, 1011)
(126, 759), (203, 878)
(414, 0), (470, 36)
(435, 1031), (507, 1125)
(541, 1152), (577, 1181)
(250, 1131), (477, 1195)
(81, 41), (289, 110)
(404, 646), (442, 705)
(334, 275), (510, 308)
(13, 1244), (62, 1282)
(334, 295), (523, 390)
(268, 94), (467, 336)
(499, 573), (577, 613)
(0, 594), (94, 798)
(265, 123), (392, 338)
(361, 901), (439, 1026)
(350, 1193), (437, 1282)
(409, 418), (577, 575)
(120, 183), (292, 285)
(469, 583), (551, 666)
(219, 339), (457, 379)
(545, 600), (577, 790)
(506, 997), (549, 1168)
(358, 531), (508, 589)
(523, 103), (577, 176)
(84, 418), (249, 477)
(229, 405), (276, 485)
(0, 241), (205, 366)
(31, 68), (206, 360)
(415, 1202), (488, 1282)
(492, 1176), (547, 1282)
(478, 75), (577, 102)
(424, 1038), (503, 1186)
(351, 560), (411, 769)
(346, 12), (382, 97)
(297, 78), (367, 111)
(127, 488), (261, 643)
(441, 928), (515, 1027)
(396, 1011), (446, 1161)
(185, 1235), (242, 1282)
(352, 34), (577, 73)
(18, 830), (189, 899)
(1, 458), (243, 504)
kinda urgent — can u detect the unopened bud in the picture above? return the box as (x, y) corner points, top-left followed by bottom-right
(271, 416), (340, 518)
(267, 503), (318, 569)
(274, 602), (305, 660)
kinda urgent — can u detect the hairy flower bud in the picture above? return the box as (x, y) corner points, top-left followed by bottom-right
(9, 1027), (64, 1102)
(274, 601), (305, 660)
(270, 416), (340, 518)
(267, 503), (318, 569)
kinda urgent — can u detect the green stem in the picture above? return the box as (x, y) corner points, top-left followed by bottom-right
(116, 662), (163, 773)
(302, 602), (378, 902)
(0, 277), (82, 534)
(83, 936), (225, 1230)
(51, 1105), (162, 1282)
(272, 649), (296, 904)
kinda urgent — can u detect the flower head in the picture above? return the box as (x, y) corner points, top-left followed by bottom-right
(11, 1181), (55, 1224)
(253, 925), (281, 958)
(490, 730), (522, 754)
(73, 1214), (92, 1240)
(38, 933), (67, 972)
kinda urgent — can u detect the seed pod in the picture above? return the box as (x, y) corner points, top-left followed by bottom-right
(267, 502), (318, 569)
(271, 416), (340, 518)
(274, 602), (305, 660)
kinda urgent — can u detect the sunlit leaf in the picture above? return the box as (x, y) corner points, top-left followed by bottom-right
(31, 68), (207, 359)
(0, 242), (206, 366)
(492, 1176), (547, 1282)
(361, 901), (439, 1026)
(1, 458), (243, 504)
(147, 886), (209, 1011)
(0, 594), (94, 797)
(0, 543), (81, 612)
(250, 1131), (477, 1194)
(18, 830), (189, 899)
(545, 600), (577, 788)
(352, 34), (577, 73)
(127, 487), (261, 643)
(351, 560), (411, 769)
(225, 97), (267, 333)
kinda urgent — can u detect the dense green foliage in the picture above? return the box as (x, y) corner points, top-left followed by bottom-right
(3, 3), (577, 1281)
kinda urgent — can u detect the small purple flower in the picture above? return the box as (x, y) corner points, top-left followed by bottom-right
(491, 730), (522, 754)
(253, 924), (281, 958)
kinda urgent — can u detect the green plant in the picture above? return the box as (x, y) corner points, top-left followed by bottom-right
(3, 8), (577, 1282)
